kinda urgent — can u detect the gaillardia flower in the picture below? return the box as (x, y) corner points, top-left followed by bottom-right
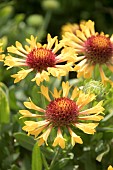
(4, 34), (75, 85)
(62, 20), (113, 86)
(19, 81), (104, 149)
(0, 43), (5, 61)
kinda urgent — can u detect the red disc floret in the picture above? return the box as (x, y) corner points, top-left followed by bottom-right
(46, 97), (79, 126)
(84, 35), (113, 64)
(26, 47), (56, 72)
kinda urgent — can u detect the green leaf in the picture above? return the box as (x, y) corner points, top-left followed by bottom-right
(14, 132), (35, 151)
(0, 85), (10, 123)
(9, 85), (20, 110)
(32, 142), (42, 170)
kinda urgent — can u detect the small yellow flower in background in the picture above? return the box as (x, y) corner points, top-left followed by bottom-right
(61, 23), (80, 36)
(62, 20), (113, 86)
(19, 81), (104, 149)
(0, 43), (5, 61)
(108, 165), (113, 170)
(61, 20), (86, 36)
(4, 34), (76, 85)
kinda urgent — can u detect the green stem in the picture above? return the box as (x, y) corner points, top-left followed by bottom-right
(49, 147), (61, 170)
(38, 11), (52, 40)
(41, 152), (50, 170)
(43, 11), (52, 30)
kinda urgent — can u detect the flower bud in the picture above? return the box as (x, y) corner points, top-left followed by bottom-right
(27, 14), (44, 27)
(82, 80), (106, 99)
(41, 0), (60, 11)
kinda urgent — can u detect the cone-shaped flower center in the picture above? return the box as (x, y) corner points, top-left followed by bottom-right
(84, 35), (113, 64)
(26, 48), (56, 72)
(46, 97), (79, 126)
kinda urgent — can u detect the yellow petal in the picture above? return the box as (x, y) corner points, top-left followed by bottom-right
(99, 66), (113, 87)
(30, 125), (48, 138)
(24, 120), (49, 128)
(26, 35), (37, 48)
(80, 25), (91, 38)
(37, 126), (52, 146)
(62, 81), (71, 97)
(19, 110), (40, 119)
(76, 92), (95, 109)
(79, 114), (104, 121)
(85, 20), (95, 35)
(75, 123), (98, 134)
(79, 101), (104, 115)
(40, 85), (51, 102)
(51, 88), (62, 98)
(0, 54), (5, 61)
(52, 128), (66, 149)
(70, 87), (79, 100)
(64, 32), (84, 44)
(48, 67), (69, 77)
(68, 127), (83, 146)
(108, 165), (113, 170)
(32, 71), (50, 86)
(15, 41), (28, 54)
(4, 55), (25, 68)
(47, 34), (58, 50)
(22, 121), (39, 131)
(24, 98), (45, 113)
(11, 68), (33, 83)
(7, 46), (26, 57)
(110, 34), (113, 43)
(76, 30), (87, 41)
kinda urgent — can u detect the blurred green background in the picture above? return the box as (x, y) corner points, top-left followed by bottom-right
(1, 0), (113, 170)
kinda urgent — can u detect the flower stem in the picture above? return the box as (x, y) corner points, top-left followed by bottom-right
(38, 11), (52, 40)
(49, 147), (61, 170)
(41, 152), (50, 170)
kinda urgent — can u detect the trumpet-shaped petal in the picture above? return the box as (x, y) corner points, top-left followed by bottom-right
(68, 127), (83, 146)
(52, 128), (66, 149)
(37, 126), (52, 146)
(75, 123), (99, 134)
(23, 98), (45, 113)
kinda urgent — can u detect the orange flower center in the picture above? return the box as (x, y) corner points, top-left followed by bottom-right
(84, 35), (113, 64)
(26, 48), (56, 72)
(46, 97), (79, 126)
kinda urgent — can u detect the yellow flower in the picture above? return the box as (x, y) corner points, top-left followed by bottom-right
(62, 20), (113, 86)
(108, 165), (113, 170)
(5, 34), (76, 85)
(61, 20), (86, 36)
(61, 23), (79, 36)
(19, 81), (104, 149)
(0, 43), (5, 61)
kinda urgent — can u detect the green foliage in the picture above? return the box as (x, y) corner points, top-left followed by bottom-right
(1, 0), (113, 170)
(32, 143), (42, 170)
(0, 82), (10, 123)
(14, 132), (36, 151)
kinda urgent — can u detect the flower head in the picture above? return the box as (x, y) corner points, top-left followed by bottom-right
(5, 34), (75, 85)
(62, 20), (113, 86)
(19, 81), (104, 149)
